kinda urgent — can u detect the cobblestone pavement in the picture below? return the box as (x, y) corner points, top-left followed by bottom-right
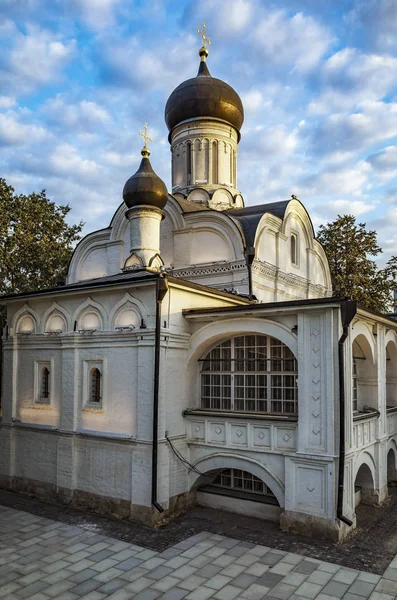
(0, 489), (396, 574)
(1, 504), (397, 600)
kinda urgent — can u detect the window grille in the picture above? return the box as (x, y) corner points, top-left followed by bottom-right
(90, 368), (101, 403)
(201, 335), (298, 415)
(352, 357), (358, 412)
(41, 367), (50, 400)
(213, 468), (275, 497)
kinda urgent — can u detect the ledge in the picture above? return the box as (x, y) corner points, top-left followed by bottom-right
(3, 421), (136, 443)
(353, 411), (379, 422)
(183, 409), (298, 422)
(199, 484), (279, 506)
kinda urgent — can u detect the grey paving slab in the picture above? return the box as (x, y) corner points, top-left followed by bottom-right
(159, 588), (188, 600)
(231, 572), (259, 589)
(1, 504), (397, 600)
(348, 579), (377, 596)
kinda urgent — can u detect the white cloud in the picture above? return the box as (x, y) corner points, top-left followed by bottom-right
(307, 101), (397, 156)
(367, 146), (397, 171)
(328, 199), (376, 216)
(98, 34), (196, 91)
(241, 90), (263, 112)
(0, 112), (47, 147)
(252, 10), (333, 71)
(0, 26), (75, 95)
(299, 162), (372, 197)
(257, 124), (299, 157)
(346, 0), (397, 51)
(0, 96), (16, 109)
(366, 146), (397, 181)
(308, 48), (397, 113)
(70, 0), (122, 29)
(49, 143), (99, 180)
(42, 97), (111, 131)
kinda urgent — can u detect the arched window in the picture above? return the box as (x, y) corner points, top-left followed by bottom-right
(212, 469), (276, 499)
(291, 233), (298, 266)
(352, 358), (358, 412)
(90, 368), (102, 403)
(201, 335), (297, 415)
(41, 367), (50, 402)
(186, 141), (192, 185)
(212, 141), (218, 184)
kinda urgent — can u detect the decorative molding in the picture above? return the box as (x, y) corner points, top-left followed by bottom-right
(252, 259), (329, 297)
(310, 316), (323, 448)
(172, 259), (247, 279)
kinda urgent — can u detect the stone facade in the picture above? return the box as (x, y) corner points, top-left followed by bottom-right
(1, 39), (396, 542)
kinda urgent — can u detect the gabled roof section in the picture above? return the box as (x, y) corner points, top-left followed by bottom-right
(226, 200), (290, 248)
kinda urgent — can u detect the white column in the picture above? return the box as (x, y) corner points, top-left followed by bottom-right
(125, 206), (164, 271)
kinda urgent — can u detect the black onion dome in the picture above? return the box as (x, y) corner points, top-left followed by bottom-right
(165, 48), (244, 134)
(123, 149), (168, 210)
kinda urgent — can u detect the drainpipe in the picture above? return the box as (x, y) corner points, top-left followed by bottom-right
(337, 299), (357, 527)
(152, 273), (169, 513)
(246, 246), (255, 299)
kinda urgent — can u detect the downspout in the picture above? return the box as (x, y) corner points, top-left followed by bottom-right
(152, 272), (169, 513)
(337, 299), (357, 527)
(246, 246), (255, 299)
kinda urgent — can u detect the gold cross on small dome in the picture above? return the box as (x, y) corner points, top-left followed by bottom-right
(197, 22), (211, 48)
(139, 122), (152, 148)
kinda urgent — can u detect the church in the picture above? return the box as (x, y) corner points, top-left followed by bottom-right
(1, 30), (397, 542)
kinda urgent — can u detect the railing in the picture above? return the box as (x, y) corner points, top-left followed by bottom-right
(387, 407), (397, 435)
(353, 412), (378, 450)
(184, 410), (297, 453)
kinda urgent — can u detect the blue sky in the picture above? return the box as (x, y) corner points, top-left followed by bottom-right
(1, 0), (397, 261)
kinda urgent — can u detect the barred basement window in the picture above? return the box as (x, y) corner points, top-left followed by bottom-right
(200, 335), (298, 415)
(213, 469), (275, 498)
(90, 368), (102, 403)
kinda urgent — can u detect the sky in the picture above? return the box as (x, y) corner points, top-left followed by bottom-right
(1, 0), (397, 262)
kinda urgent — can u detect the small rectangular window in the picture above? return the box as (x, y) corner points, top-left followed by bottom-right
(35, 361), (52, 405)
(84, 360), (105, 409)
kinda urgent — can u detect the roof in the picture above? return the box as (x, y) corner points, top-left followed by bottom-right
(1, 271), (158, 301)
(226, 200), (290, 247)
(0, 270), (252, 305)
(173, 197), (212, 213)
(164, 54), (244, 136)
(182, 295), (347, 317)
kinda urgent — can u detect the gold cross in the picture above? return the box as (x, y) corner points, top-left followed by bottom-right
(197, 22), (211, 48)
(139, 122), (152, 148)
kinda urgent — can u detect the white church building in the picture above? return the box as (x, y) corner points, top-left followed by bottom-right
(1, 36), (397, 542)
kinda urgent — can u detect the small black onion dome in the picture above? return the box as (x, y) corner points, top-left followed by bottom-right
(123, 147), (168, 210)
(165, 47), (244, 134)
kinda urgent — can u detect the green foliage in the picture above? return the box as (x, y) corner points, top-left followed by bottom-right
(317, 214), (397, 313)
(0, 178), (83, 297)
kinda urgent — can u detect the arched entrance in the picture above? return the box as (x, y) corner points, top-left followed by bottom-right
(195, 467), (281, 522)
(190, 454), (284, 523)
(355, 462), (376, 507)
(352, 334), (378, 414)
(387, 448), (397, 486)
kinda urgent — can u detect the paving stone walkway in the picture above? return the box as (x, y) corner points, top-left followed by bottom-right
(1, 505), (397, 600)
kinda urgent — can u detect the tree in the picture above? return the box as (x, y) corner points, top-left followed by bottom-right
(317, 214), (397, 313)
(0, 178), (84, 298)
